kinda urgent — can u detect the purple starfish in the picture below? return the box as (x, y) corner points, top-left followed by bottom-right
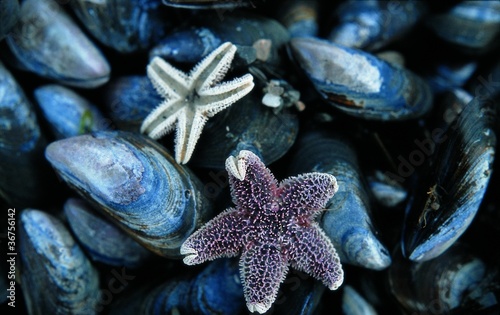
(181, 150), (344, 313)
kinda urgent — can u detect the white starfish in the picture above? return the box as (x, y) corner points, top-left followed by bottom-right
(141, 42), (255, 164)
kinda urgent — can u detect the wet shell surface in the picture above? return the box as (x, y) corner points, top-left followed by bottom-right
(64, 198), (152, 268)
(0, 61), (52, 207)
(289, 37), (433, 121)
(289, 130), (391, 270)
(19, 209), (100, 315)
(108, 259), (244, 315)
(70, 0), (172, 53)
(5, 0), (110, 88)
(190, 90), (299, 169)
(34, 84), (107, 139)
(402, 94), (496, 262)
(45, 131), (213, 258)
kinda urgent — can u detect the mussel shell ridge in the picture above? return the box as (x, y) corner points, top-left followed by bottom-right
(45, 131), (213, 258)
(402, 98), (496, 262)
(19, 209), (100, 314)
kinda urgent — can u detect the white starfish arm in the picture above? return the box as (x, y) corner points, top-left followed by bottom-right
(148, 57), (190, 98)
(174, 108), (209, 164)
(140, 99), (184, 139)
(190, 42), (237, 91)
(197, 75), (255, 116)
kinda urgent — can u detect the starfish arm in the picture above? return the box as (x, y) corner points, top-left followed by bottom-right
(240, 243), (288, 314)
(148, 57), (190, 98)
(190, 42), (237, 91)
(181, 208), (245, 265)
(279, 173), (338, 218)
(287, 223), (344, 290)
(197, 74), (255, 116)
(173, 107), (208, 164)
(225, 150), (278, 211)
(140, 99), (185, 138)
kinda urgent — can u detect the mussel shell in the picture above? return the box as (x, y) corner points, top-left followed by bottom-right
(342, 285), (377, 315)
(190, 90), (299, 169)
(35, 84), (107, 139)
(149, 13), (289, 67)
(467, 58), (500, 102)
(328, 0), (426, 51)
(0, 61), (52, 207)
(6, 0), (110, 88)
(188, 259), (244, 315)
(70, 0), (172, 53)
(162, 0), (257, 9)
(271, 272), (325, 315)
(289, 130), (391, 270)
(288, 37), (433, 121)
(0, 0), (20, 40)
(425, 59), (478, 94)
(64, 198), (151, 268)
(45, 131), (213, 258)
(278, 0), (319, 38)
(103, 75), (162, 132)
(368, 171), (407, 208)
(402, 93), (496, 262)
(19, 209), (100, 315)
(426, 1), (500, 53)
(389, 243), (498, 314)
(109, 259), (244, 315)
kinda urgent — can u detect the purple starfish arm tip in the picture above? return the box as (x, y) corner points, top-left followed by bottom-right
(225, 150), (278, 211)
(180, 208), (245, 265)
(280, 172), (338, 217)
(240, 243), (288, 314)
(288, 223), (344, 290)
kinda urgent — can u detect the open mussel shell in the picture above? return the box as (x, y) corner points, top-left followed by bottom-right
(70, 0), (172, 53)
(109, 259), (244, 315)
(35, 84), (108, 139)
(288, 37), (433, 121)
(190, 90), (299, 169)
(402, 93), (496, 262)
(389, 243), (499, 314)
(150, 13), (289, 67)
(5, 0), (110, 88)
(19, 209), (100, 315)
(0, 0), (19, 40)
(289, 130), (391, 270)
(426, 1), (500, 54)
(0, 61), (53, 207)
(103, 75), (162, 132)
(45, 131), (213, 258)
(64, 198), (151, 268)
(328, 0), (427, 51)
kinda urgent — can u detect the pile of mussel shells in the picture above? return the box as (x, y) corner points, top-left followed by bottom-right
(1, 0), (500, 314)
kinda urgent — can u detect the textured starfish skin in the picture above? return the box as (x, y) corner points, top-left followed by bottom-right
(181, 150), (344, 313)
(141, 42), (254, 164)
